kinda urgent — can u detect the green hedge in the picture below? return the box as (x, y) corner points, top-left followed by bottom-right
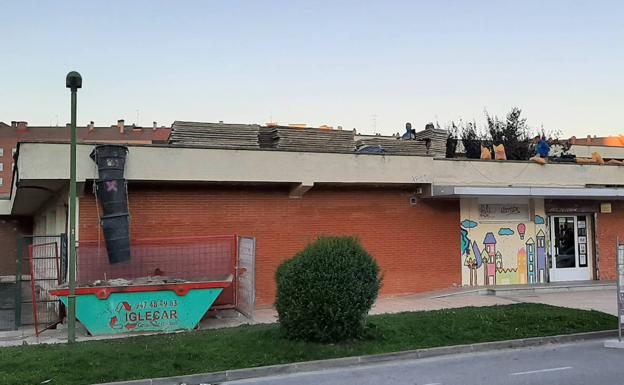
(275, 236), (382, 342)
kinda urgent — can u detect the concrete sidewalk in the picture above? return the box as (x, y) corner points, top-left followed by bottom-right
(500, 288), (618, 316)
(0, 285), (617, 347)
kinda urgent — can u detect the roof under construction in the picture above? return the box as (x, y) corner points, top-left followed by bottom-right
(170, 121), (447, 156)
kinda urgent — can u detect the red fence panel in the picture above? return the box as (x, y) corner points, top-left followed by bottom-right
(29, 241), (62, 336)
(78, 235), (237, 306)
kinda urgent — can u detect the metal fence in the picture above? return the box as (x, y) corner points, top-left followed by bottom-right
(0, 235), (67, 331)
(28, 241), (63, 335)
(78, 235), (237, 307)
(0, 282), (20, 331)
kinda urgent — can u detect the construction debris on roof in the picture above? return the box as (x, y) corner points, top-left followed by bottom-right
(412, 124), (448, 157)
(169, 121), (449, 157)
(259, 126), (355, 153)
(356, 137), (429, 155)
(170, 121), (261, 149)
(356, 144), (386, 154)
(356, 122), (447, 156)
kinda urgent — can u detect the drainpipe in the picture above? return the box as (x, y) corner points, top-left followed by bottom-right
(66, 71), (82, 343)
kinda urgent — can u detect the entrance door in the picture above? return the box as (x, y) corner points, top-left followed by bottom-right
(549, 215), (592, 282)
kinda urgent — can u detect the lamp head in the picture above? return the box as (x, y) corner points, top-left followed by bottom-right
(66, 71), (82, 90)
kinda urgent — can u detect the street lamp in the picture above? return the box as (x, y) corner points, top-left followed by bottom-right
(65, 71), (81, 343)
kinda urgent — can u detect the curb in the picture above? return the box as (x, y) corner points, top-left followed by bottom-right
(96, 329), (617, 385)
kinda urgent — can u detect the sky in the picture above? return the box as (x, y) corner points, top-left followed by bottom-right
(1, 0), (623, 138)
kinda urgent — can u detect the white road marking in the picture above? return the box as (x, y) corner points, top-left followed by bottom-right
(509, 366), (573, 376)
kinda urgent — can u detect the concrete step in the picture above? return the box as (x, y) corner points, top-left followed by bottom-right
(486, 281), (615, 296)
(431, 281), (616, 298)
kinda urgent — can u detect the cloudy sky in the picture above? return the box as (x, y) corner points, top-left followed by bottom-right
(1, 0), (622, 137)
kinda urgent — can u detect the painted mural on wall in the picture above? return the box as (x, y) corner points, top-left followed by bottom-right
(461, 200), (547, 286)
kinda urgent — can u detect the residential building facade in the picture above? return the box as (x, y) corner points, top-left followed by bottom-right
(0, 120), (170, 196)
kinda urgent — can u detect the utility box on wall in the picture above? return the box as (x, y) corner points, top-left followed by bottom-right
(600, 203), (612, 214)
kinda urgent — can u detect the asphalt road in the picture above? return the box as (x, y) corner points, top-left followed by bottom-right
(228, 340), (624, 385)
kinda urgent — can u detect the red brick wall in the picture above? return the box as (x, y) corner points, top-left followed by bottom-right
(0, 138), (17, 196)
(596, 202), (624, 280)
(0, 216), (33, 275)
(78, 184), (460, 306)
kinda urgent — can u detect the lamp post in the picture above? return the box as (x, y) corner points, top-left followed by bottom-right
(66, 71), (81, 343)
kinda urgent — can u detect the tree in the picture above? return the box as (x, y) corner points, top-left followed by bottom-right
(461, 121), (483, 159)
(463, 245), (478, 286)
(461, 228), (470, 255)
(486, 107), (532, 160)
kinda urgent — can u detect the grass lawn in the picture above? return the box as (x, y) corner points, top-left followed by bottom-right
(0, 303), (616, 385)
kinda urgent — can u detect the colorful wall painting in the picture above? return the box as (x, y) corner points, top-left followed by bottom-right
(517, 223), (526, 239)
(517, 248), (527, 284)
(496, 268), (518, 285)
(460, 198), (547, 287)
(478, 203), (529, 221)
(498, 228), (515, 236)
(461, 219), (478, 229)
(536, 229), (547, 283)
(526, 237), (536, 283)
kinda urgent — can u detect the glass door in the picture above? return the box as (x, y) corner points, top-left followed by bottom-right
(549, 215), (591, 282)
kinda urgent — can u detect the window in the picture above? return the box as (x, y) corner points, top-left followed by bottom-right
(0, 163), (4, 172)
(11, 148), (16, 156)
(0, 178), (3, 186)
(0, 148), (4, 157)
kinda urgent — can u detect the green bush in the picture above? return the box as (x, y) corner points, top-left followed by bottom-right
(275, 236), (382, 343)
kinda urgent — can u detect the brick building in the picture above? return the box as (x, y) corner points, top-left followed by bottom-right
(0, 120), (170, 196)
(77, 185), (459, 306)
(1, 121), (623, 321)
(0, 119), (170, 289)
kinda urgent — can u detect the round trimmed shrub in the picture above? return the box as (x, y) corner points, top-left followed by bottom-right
(275, 236), (382, 342)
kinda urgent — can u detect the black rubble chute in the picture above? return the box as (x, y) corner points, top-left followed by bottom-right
(90, 145), (131, 264)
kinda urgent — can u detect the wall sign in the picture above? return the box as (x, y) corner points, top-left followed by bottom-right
(545, 200), (599, 213)
(479, 204), (529, 221)
(577, 216), (588, 267)
(601, 203), (612, 214)
(579, 254), (587, 266)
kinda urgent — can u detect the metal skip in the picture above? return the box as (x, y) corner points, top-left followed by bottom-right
(50, 280), (231, 335)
